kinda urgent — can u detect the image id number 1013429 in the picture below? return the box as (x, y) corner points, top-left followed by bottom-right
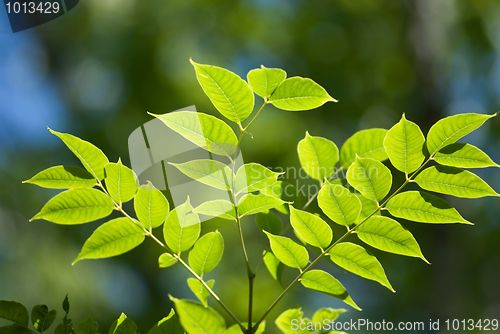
(5, 1), (60, 14)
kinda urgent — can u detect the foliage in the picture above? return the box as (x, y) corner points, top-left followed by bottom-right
(19, 60), (500, 334)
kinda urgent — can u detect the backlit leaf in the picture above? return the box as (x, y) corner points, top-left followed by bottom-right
(346, 156), (392, 202)
(146, 309), (184, 334)
(187, 279), (215, 307)
(170, 160), (233, 191)
(263, 251), (284, 284)
(108, 314), (136, 334)
(188, 231), (224, 276)
(23, 166), (96, 189)
(193, 200), (236, 220)
(134, 181), (170, 229)
(289, 206), (332, 249)
(339, 129), (388, 169)
(105, 159), (138, 204)
(158, 253), (177, 268)
(237, 193), (285, 217)
(263, 231), (309, 269)
(247, 65), (287, 99)
(234, 163), (281, 194)
(170, 297), (226, 334)
(318, 181), (361, 226)
(164, 198), (201, 253)
(433, 143), (499, 168)
(297, 132), (339, 180)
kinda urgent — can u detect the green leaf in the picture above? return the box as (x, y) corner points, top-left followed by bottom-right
(73, 217), (145, 264)
(49, 129), (109, 181)
(0, 301), (29, 326)
(23, 166), (96, 189)
(104, 160), (138, 204)
(224, 322), (265, 334)
(426, 113), (496, 155)
(164, 198), (201, 254)
(170, 297), (226, 334)
(76, 318), (98, 334)
(31, 305), (57, 333)
(318, 181), (361, 226)
(158, 253), (177, 268)
(62, 295), (70, 314)
(289, 206), (332, 249)
(300, 270), (361, 311)
(146, 309), (184, 334)
(187, 279), (215, 308)
(433, 143), (499, 168)
(261, 181), (300, 214)
(188, 231), (224, 276)
(263, 231), (309, 269)
(339, 129), (388, 169)
(134, 181), (170, 229)
(247, 65), (287, 99)
(415, 165), (499, 198)
(346, 156), (392, 202)
(151, 111), (238, 157)
(385, 191), (471, 224)
(234, 163), (282, 194)
(384, 114), (426, 174)
(297, 132), (339, 181)
(356, 216), (428, 263)
(170, 160), (233, 191)
(237, 193), (286, 217)
(54, 317), (74, 334)
(31, 188), (114, 225)
(0, 325), (34, 334)
(311, 308), (347, 324)
(268, 77), (336, 111)
(354, 192), (381, 224)
(329, 242), (394, 292)
(193, 200), (236, 221)
(255, 211), (282, 235)
(191, 59), (254, 123)
(275, 308), (309, 334)
(108, 314), (136, 334)
(263, 251), (284, 284)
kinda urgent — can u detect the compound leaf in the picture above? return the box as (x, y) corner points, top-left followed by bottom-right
(191, 59), (254, 123)
(151, 111), (238, 157)
(187, 279), (215, 308)
(164, 198), (201, 254)
(297, 132), (339, 180)
(74, 217), (145, 264)
(263, 231), (309, 269)
(356, 216), (428, 262)
(193, 200), (236, 221)
(426, 113), (496, 155)
(329, 242), (394, 292)
(384, 114), (425, 174)
(134, 181), (170, 229)
(433, 143), (499, 168)
(339, 129), (388, 169)
(31, 188), (114, 225)
(237, 193), (285, 217)
(318, 181), (361, 226)
(234, 163), (282, 194)
(346, 157), (392, 202)
(49, 129), (108, 181)
(189, 231), (224, 276)
(385, 191), (471, 224)
(247, 65), (287, 99)
(289, 206), (332, 249)
(415, 165), (499, 198)
(170, 160), (233, 191)
(23, 166), (96, 189)
(169, 297), (226, 334)
(300, 270), (361, 311)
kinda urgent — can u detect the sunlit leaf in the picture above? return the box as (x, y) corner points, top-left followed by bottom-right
(264, 231), (309, 269)
(339, 129), (388, 169)
(170, 297), (226, 334)
(187, 279), (215, 308)
(384, 114), (425, 174)
(311, 308), (347, 324)
(354, 192), (381, 224)
(170, 159), (233, 191)
(263, 251), (284, 284)
(346, 156), (392, 202)
(268, 77), (336, 111)
(146, 309), (184, 334)
(289, 206), (332, 249)
(134, 181), (170, 229)
(49, 129), (109, 181)
(234, 163), (282, 194)
(300, 270), (361, 311)
(426, 113), (496, 155)
(104, 160), (138, 204)
(158, 253), (177, 268)
(275, 308), (308, 334)
(193, 200), (236, 220)
(73, 217), (145, 264)
(415, 165), (499, 198)
(297, 132), (339, 181)
(329, 242), (394, 292)
(318, 181), (361, 226)
(385, 191), (471, 224)
(433, 143), (499, 168)
(31, 188), (114, 225)
(151, 111), (238, 157)
(247, 65), (287, 99)
(237, 193), (285, 217)
(23, 166), (96, 189)
(356, 216), (428, 262)
(189, 231), (224, 276)
(164, 198), (201, 253)
(191, 59), (254, 123)
(108, 314), (137, 334)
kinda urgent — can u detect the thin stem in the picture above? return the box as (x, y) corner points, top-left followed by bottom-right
(247, 275), (255, 334)
(238, 101), (268, 146)
(253, 156), (434, 331)
(236, 210), (254, 277)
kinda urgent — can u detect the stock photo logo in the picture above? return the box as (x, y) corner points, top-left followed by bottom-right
(3, 0), (79, 32)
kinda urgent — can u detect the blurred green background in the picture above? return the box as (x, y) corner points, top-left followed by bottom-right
(1, 0), (500, 333)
